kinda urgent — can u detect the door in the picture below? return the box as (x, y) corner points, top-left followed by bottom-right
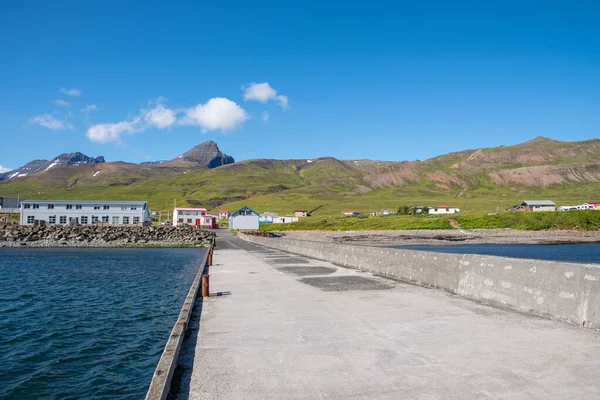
(195, 219), (201, 226)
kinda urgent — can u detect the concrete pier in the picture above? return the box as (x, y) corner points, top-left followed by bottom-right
(175, 230), (600, 399)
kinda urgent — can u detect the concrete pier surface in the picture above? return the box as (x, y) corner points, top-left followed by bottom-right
(176, 230), (600, 400)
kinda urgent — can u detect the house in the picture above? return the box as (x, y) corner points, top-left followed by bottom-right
(583, 202), (600, 210)
(173, 207), (207, 226)
(342, 211), (360, 215)
(229, 206), (260, 231)
(520, 200), (556, 212)
(218, 210), (229, 219)
(259, 212), (279, 223)
(558, 206), (577, 211)
(428, 206), (460, 215)
(381, 209), (392, 215)
(273, 216), (298, 224)
(294, 209), (309, 217)
(20, 199), (151, 226)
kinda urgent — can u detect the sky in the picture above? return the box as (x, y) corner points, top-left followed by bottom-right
(1, 1), (599, 172)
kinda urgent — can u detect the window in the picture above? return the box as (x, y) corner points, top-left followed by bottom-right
(47, 204), (54, 210)
(178, 211), (183, 215)
(133, 217), (140, 224)
(103, 205), (110, 210)
(32, 204), (39, 209)
(187, 218), (192, 223)
(66, 204), (73, 210)
(27, 216), (35, 224)
(94, 206), (101, 210)
(121, 206), (127, 210)
(122, 216), (130, 224)
(48, 215), (56, 224)
(178, 218), (184, 223)
(92, 216), (98, 224)
(81, 216), (88, 224)
(112, 216), (119, 224)
(131, 207), (137, 211)
(102, 216), (109, 223)
(75, 205), (82, 210)
(59, 216), (67, 224)
(24, 204), (31, 209)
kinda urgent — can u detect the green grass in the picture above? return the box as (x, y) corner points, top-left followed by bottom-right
(260, 210), (600, 231)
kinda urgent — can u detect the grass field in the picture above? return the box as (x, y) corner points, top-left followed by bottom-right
(260, 210), (600, 231)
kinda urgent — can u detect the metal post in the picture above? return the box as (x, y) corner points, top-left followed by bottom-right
(201, 274), (210, 297)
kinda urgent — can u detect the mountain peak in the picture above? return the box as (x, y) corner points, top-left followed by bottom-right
(0, 152), (104, 181)
(520, 136), (558, 146)
(179, 141), (235, 168)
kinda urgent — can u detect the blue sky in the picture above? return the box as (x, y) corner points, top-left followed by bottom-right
(1, 1), (599, 172)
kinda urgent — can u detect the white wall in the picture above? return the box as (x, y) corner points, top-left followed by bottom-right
(230, 215), (259, 230)
(428, 207), (460, 215)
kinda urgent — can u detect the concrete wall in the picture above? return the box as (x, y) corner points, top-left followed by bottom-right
(240, 235), (600, 329)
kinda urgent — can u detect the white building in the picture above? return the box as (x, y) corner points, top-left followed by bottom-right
(20, 199), (150, 226)
(273, 216), (298, 224)
(218, 210), (229, 219)
(230, 206), (260, 231)
(520, 200), (556, 212)
(428, 206), (460, 215)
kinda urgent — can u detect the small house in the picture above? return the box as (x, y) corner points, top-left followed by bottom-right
(342, 211), (360, 215)
(230, 206), (260, 231)
(273, 216), (298, 224)
(294, 209), (309, 217)
(173, 207), (207, 226)
(583, 202), (600, 210)
(428, 206), (460, 215)
(520, 200), (556, 212)
(259, 212), (279, 223)
(218, 210), (229, 219)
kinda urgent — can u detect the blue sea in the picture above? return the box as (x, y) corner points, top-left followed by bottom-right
(0, 248), (205, 400)
(393, 243), (600, 264)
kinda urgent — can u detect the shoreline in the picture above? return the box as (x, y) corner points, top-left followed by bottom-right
(268, 229), (600, 247)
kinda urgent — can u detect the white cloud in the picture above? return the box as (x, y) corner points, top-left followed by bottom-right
(183, 97), (248, 132)
(60, 88), (82, 97)
(243, 82), (289, 109)
(0, 165), (12, 173)
(30, 114), (73, 130)
(143, 104), (176, 129)
(261, 111), (269, 122)
(86, 117), (141, 143)
(55, 99), (71, 107)
(82, 104), (97, 113)
(81, 105), (97, 123)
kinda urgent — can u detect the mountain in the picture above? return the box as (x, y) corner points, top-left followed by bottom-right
(0, 152), (105, 182)
(1, 137), (599, 215)
(141, 141), (235, 169)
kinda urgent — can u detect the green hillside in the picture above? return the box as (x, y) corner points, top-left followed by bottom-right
(1, 137), (600, 216)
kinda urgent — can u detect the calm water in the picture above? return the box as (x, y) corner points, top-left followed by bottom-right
(393, 243), (600, 264)
(0, 248), (205, 400)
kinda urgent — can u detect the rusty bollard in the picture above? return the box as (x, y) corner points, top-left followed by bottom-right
(201, 274), (210, 297)
(208, 247), (213, 266)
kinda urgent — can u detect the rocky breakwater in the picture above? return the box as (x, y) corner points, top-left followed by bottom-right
(0, 224), (215, 248)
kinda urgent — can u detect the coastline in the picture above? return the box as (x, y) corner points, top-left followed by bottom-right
(268, 228), (600, 246)
(0, 224), (215, 248)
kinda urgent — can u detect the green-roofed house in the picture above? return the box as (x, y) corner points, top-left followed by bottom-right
(229, 206), (260, 231)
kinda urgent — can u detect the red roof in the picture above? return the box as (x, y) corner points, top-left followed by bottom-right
(434, 205), (457, 208)
(586, 202), (600, 205)
(294, 209), (308, 212)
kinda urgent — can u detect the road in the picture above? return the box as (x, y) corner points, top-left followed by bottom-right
(174, 230), (600, 400)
